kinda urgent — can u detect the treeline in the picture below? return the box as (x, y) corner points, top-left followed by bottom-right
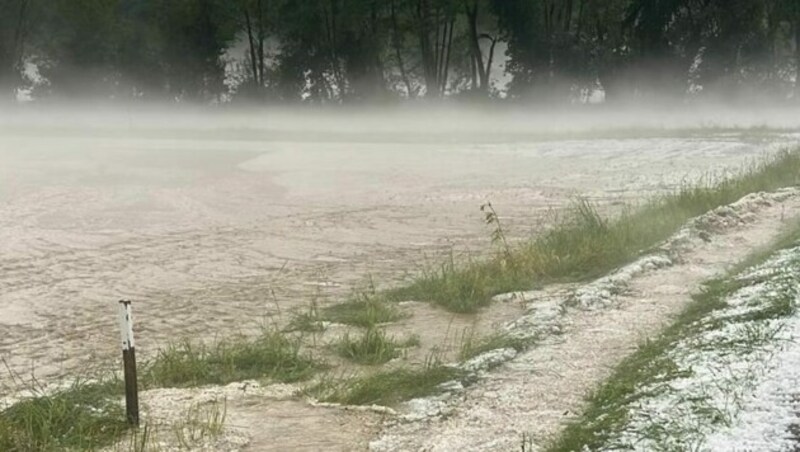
(1, 0), (800, 104)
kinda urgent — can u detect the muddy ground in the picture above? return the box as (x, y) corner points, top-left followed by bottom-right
(1, 111), (799, 450)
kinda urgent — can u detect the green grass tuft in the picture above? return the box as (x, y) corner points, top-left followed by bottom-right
(320, 361), (464, 406)
(334, 327), (404, 365)
(459, 330), (534, 361)
(143, 329), (322, 388)
(321, 289), (406, 327)
(0, 379), (128, 452)
(286, 300), (325, 333)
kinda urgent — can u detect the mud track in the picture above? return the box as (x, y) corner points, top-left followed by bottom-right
(370, 190), (800, 451)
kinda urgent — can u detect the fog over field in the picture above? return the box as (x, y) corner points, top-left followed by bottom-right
(6, 104), (800, 140)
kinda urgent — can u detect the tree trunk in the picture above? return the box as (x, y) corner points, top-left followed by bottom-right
(13, 0), (27, 67)
(465, 0), (486, 91)
(484, 35), (497, 87)
(465, 0), (495, 93)
(323, 1), (345, 99)
(371, 1), (385, 95)
(564, 0), (573, 32)
(415, 0), (438, 96)
(257, 0), (266, 88)
(440, 17), (455, 94)
(796, 18), (800, 99)
(470, 52), (477, 90)
(390, 0), (414, 97)
(3, 0), (28, 102)
(243, 8), (260, 86)
(576, 0), (585, 37)
(433, 6), (442, 81)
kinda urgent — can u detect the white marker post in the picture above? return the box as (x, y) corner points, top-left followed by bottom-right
(118, 300), (139, 426)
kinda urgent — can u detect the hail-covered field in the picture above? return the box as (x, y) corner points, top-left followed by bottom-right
(550, 230), (800, 452)
(2, 108), (800, 450)
(613, 245), (800, 451)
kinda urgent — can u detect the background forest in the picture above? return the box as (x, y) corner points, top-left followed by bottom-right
(1, 0), (800, 104)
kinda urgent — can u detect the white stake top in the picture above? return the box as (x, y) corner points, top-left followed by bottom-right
(118, 300), (135, 351)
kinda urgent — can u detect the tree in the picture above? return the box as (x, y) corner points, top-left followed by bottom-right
(0, 0), (30, 102)
(33, 0), (122, 99)
(464, 0), (498, 94)
(491, 0), (593, 101)
(336, 0), (389, 101)
(116, 0), (170, 99)
(0, 0), (796, 104)
(409, 0), (458, 97)
(150, 0), (238, 102)
(271, 1), (340, 102)
(696, 0), (778, 100)
(787, 0), (800, 98)
(618, 0), (702, 100)
(225, 0), (271, 100)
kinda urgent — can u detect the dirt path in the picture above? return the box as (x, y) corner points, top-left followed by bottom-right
(370, 189), (800, 451)
(99, 380), (384, 452)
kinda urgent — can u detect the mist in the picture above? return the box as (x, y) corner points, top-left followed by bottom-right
(4, 102), (800, 144)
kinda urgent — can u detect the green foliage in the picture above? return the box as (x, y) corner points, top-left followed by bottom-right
(142, 329), (321, 388)
(321, 287), (406, 327)
(334, 327), (404, 365)
(0, 378), (233, 451)
(318, 357), (463, 406)
(172, 399), (228, 449)
(14, 0), (238, 101)
(481, 201), (512, 259)
(0, 0), (32, 101)
(0, 379), (129, 451)
(287, 300), (325, 332)
(385, 251), (509, 313)
(459, 329), (533, 361)
(148, 0), (239, 101)
(3, 0), (799, 102)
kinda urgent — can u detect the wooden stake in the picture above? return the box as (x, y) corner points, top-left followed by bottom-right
(118, 300), (139, 426)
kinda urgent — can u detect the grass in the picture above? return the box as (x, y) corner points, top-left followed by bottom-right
(545, 283), (737, 451)
(0, 379), (129, 451)
(0, 358), (239, 452)
(287, 288), (406, 332)
(286, 300), (325, 332)
(383, 150), (800, 313)
(459, 329), (534, 361)
(334, 328), (401, 365)
(319, 357), (464, 406)
(320, 288), (406, 328)
(118, 398), (227, 452)
(0, 378), (232, 452)
(172, 399), (227, 449)
(334, 328), (420, 365)
(142, 329), (322, 388)
(547, 221), (800, 452)
(0, 328), (321, 450)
